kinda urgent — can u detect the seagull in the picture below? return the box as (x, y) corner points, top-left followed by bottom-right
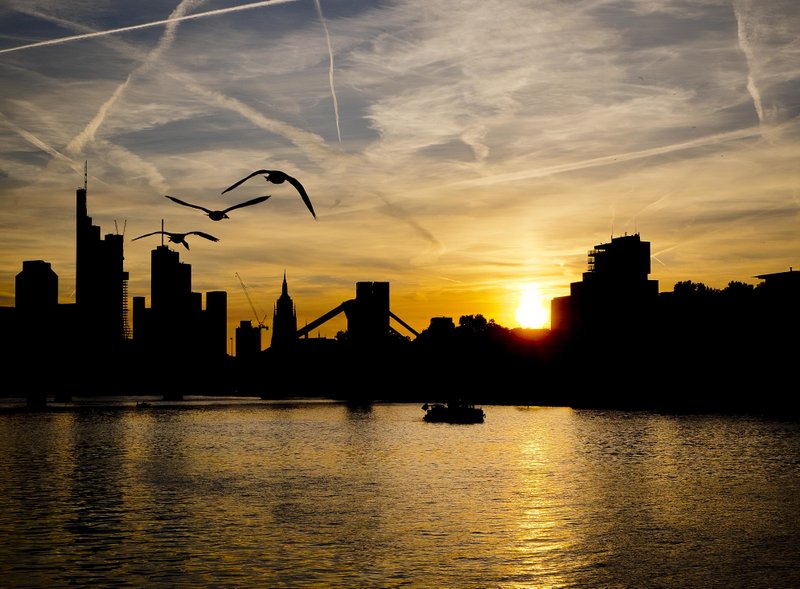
(164, 194), (271, 220)
(132, 230), (219, 250)
(221, 170), (316, 219)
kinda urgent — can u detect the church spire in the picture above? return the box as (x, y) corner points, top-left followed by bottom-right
(272, 270), (297, 348)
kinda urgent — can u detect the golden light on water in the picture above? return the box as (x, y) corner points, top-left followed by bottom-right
(515, 284), (550, 329)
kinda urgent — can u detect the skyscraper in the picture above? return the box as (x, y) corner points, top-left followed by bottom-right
(271, 272), (297, 348)
(75, 184), (129, 346)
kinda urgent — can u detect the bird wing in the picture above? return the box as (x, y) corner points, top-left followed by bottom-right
(165, 195), (210, 213)
(187, 231), (220, 242)
(222, 195), (271, 213)
(285, 175), (317, 219)
(131, 231), (163, 241)
(220, 170), (271, 195)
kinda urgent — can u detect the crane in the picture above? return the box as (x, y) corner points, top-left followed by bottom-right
(235, 272), (268, 330)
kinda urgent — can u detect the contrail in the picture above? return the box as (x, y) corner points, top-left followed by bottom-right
(0, 112), (81, 172)
(1, 111), (157, 190)
(177, 72), (344, 164)
(65, 82), (129, 156)
(378, 194), (442, 248)
(23, 6), (350, 170)
(733, 0), (764, 126)
(313, 0), (342, 143)
(64, 0), (206, 156)
(93, 138), (169, 192)
(0, 0), (297, 55)
(449, 127), (763, 188)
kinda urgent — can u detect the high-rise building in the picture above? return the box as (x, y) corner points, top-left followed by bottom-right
(75, 185), (129, 346)
(132, 245), (227, 359)
(205, 290), (228, 357)
(551, 233), (658, 336)
(271, 272), (297, 348)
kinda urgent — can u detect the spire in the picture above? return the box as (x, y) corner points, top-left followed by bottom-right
(272, 270), (297, 348)
(84, 160), (88, 191)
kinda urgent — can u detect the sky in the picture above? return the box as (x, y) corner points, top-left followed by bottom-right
(0, 0), (798, 343)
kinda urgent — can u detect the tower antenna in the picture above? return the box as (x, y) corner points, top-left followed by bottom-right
(161, 219), (165, 246)
(84, 160), (88, 191)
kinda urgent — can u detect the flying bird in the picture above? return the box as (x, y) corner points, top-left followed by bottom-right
(164, 194), (271, 220)
(221, 170), (316, 219)
(131, 230), (219, 250)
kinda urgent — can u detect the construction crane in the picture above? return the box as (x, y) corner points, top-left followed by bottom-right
(235, 272), (268, 330)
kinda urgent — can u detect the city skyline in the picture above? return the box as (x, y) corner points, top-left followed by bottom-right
(1, 0), (798, 339)
(1, 181), (790, 353)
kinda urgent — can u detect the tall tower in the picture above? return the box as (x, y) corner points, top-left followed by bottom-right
(74, 166), (129, 348)
(271, 272), (297, 348)
(132, 244), (228, 359)
(136, 245), (193, 355)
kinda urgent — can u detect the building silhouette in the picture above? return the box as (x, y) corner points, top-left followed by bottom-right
(271, 271), (297, 348)
(75, 183), (130, 346)
(1, 182), (130, 399)
(754, 267), (800, 328)
(551, 233), (658, 338)
(1, 181), (232, 399)
(235, 320), (262, 359)
(2, 176), (798, 414)
(14, 261), (64, 390)
(15, 260), (58, 314)
(131, 243), (229, 395)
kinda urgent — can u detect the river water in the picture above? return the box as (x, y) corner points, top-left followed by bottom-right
(1, 397), (798, 588)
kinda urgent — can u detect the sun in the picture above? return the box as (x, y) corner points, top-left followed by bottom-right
(515, 284), (550, 329)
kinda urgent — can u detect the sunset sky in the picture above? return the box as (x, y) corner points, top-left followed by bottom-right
(1, 0), (797, 342)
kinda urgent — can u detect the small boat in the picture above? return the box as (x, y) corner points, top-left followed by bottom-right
(136, 401), (152, 409)
(422, 400), (485, 424)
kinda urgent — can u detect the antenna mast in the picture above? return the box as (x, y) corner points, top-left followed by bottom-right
(84, 161), (88, 191)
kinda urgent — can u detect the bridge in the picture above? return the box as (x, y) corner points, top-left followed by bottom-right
(295, 281), (419, 342)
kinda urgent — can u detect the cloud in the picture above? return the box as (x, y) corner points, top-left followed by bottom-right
(11, 5), (356, 192)
(446, 127), (763, 188)
(63, 0), (208, 157)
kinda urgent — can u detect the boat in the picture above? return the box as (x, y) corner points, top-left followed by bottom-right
(136, 401), (153, 409)
(422, 400), (485, 424)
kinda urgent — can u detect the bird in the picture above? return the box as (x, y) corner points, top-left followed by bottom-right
(131, 230), (219, 250)
(164, 194), (271, 220)
(221, 170), (316, 219)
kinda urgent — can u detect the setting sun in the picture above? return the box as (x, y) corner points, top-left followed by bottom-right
(515, 284), (550, 329)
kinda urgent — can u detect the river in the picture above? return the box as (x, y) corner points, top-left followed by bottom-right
(1, 397), (798, 588)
